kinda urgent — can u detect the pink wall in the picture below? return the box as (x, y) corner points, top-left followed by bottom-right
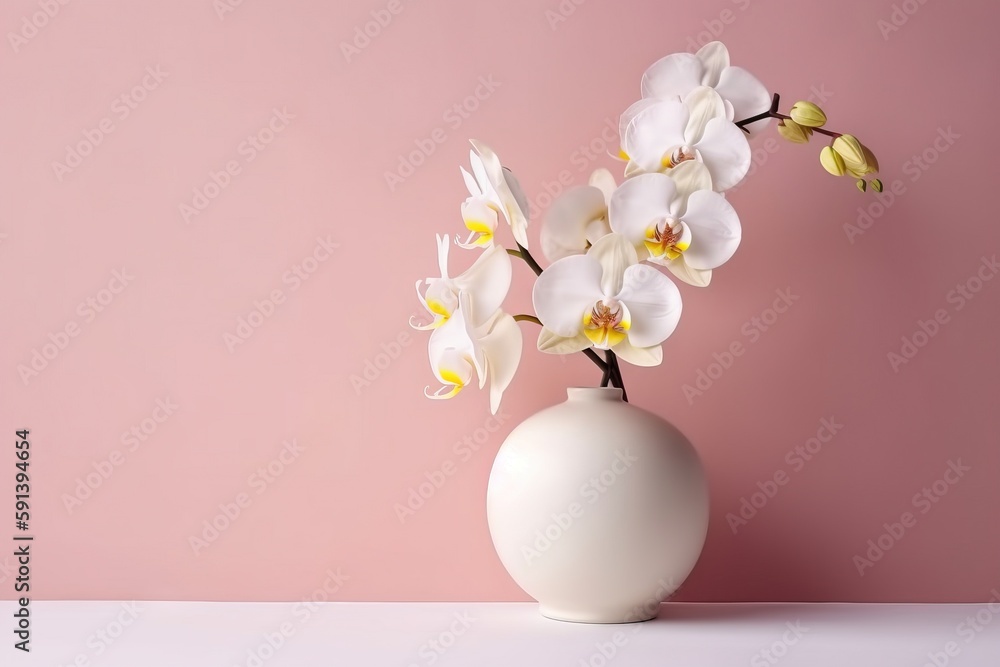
(1, 0), (998, 603)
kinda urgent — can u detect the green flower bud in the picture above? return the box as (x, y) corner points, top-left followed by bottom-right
(820, 146), (847, 176)
(777, 119), (812, 144)
(789, 101), (827, 128)
(856, 179), (867, 193)
(871, 178), (884, 193)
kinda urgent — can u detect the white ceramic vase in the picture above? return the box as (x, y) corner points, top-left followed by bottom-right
(486, 387), (709, 623)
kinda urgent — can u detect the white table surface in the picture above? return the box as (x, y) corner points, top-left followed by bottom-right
(3, 601), (999, 666)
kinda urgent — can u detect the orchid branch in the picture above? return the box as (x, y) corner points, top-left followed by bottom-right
(734, 93), (842, 138)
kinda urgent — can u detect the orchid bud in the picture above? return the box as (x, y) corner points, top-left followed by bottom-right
(777, 119), (812, 144)
(871, 178), (884, 193)
(856, 179), (867, 193)
(789, 101), (827, 128)
(820, 146), (847, 176)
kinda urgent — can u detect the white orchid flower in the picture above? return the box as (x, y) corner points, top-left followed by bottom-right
(462, 140), (530, 249)
(539, 169), (617, 262)
(412, 234), (511, 330)
(425, 291), (522, 415)
(608, 163), (740, 288)
(532, 233), (682, 367)
(641, 41), (771, 136)
(456, 196), (500, 250)
(623, 86), (751, 192)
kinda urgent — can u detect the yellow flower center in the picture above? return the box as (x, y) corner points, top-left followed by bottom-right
(582, 300), (630, 348)
(661, 145), (697, 169)
(644, 218), (689, 260)
(464, 218), (494, 246)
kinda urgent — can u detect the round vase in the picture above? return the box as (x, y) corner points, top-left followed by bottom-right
(486, 387), (709, 623)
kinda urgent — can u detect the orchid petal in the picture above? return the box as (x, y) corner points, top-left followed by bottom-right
(452, 245), (512, 327)
(695, 117), (751, 191)
(588, 168), (617, 202)
(695, 41), (730, 88)
(608, 173), (676, 249)
(663, 260), (712, 287)
(532, 255), (603, 338)
(714, 66), (772, 136)
(540, 185), (608, 262)
(479, 312), (522, 414)
(619, 98), (661, 152)
(616, 264), (682, 348)
(624, 100), (689, 174)
(588, 233), (638, 298)
(680, 190), (741, 270)
(666, 160), (713, 208)
(682, 87), (727, 144)
(536, 327), (593, 355)
(470, 140), (530, 249)
(641, 53), (704, 101)
(611, 339), (663, 367)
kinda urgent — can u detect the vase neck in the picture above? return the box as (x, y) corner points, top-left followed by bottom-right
(566, 387), (623, 402)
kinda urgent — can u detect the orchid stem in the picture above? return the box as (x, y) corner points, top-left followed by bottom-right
(513, 314), (541, 325)
(734, 92), (843, 139)
(606, 350), (628, 402)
